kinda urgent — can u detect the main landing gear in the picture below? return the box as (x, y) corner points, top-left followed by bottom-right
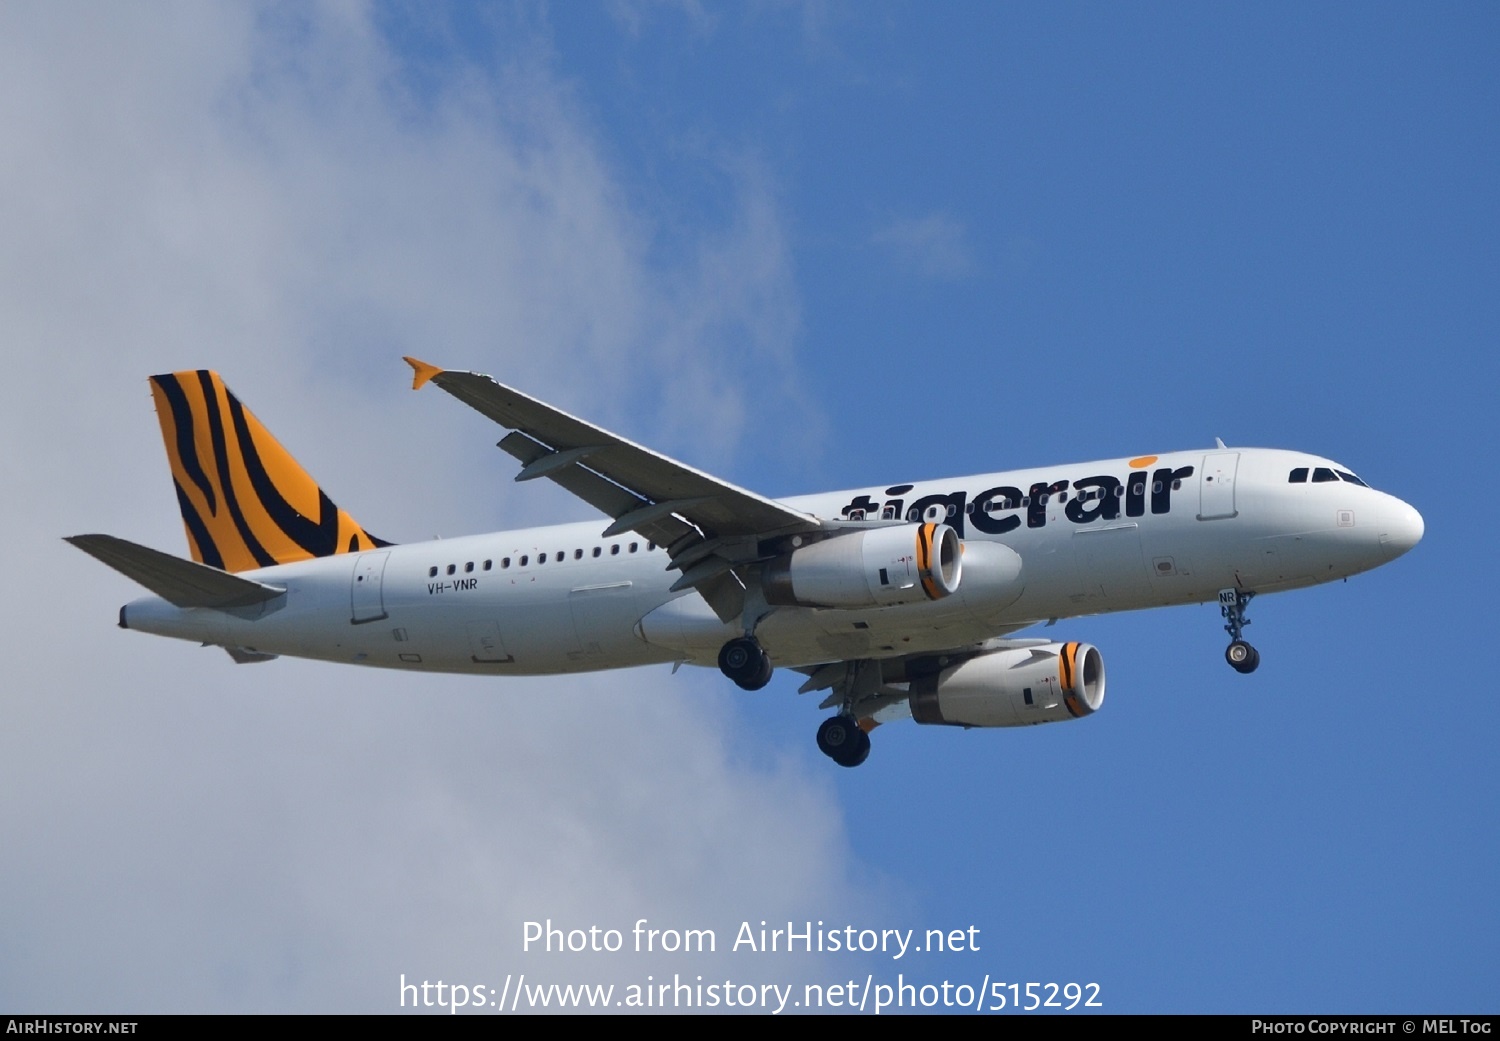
(816, 715), (871, 768)
(717, 636), (872, 767)
(718, 636), (773, 691)
(1219, 588), (1260, 674)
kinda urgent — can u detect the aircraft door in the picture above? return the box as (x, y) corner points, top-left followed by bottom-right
(351, 551), (390, 624)
(1198, 452), (1240, 520)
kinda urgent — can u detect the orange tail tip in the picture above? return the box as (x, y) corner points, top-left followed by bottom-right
(403, 356), (444, 390)
(149, 370), (390, 573)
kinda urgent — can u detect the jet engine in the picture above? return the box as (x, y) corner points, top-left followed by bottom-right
(909, 642), (1105, 727)
(762, 522), (962, 609)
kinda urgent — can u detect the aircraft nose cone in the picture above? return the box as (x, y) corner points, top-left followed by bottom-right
(1379, 497), (1424, 559)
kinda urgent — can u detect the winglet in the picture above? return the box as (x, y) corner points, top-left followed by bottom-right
(403, 356), (444, 391)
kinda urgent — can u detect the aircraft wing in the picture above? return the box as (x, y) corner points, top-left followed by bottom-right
(404, 358), (824, 621)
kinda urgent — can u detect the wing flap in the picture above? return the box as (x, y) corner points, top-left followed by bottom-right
(66, 534), (285, 609)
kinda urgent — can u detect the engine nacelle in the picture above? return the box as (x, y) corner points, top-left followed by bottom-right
(763, 523), (962, 609)
(909, 642), (1105, 728)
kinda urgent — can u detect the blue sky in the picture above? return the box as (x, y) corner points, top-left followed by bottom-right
(539, 4), (1499, 1009)
(3, 3), (1495, 1014)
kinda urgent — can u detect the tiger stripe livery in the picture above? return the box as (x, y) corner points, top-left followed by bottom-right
(149, 371), (388, 573)
(1060, 641), (1089, 718)
(915, 521), (941, 600)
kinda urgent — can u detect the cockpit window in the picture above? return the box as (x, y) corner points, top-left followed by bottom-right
(1288, 467), (1308, 483)
(1336, 470), (1368, 487)
(1312, 467), (1338, 483)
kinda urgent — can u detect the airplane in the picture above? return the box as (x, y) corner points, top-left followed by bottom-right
(67, 359), (1424, 767)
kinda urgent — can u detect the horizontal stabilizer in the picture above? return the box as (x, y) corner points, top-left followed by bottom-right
(65, 534), (285, 609)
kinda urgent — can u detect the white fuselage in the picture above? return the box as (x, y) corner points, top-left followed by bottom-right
(120, 447), (1423, 674)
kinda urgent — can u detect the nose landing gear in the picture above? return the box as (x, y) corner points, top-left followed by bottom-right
(1219, 588), (1260, 674)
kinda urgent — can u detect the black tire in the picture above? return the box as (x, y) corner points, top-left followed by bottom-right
(746, 650), (774, 691)
(1226, 640), (1260, 674)
(817, 716), (871, 767)
(719, 637), (771, 689)
(845, 727), (871, 767)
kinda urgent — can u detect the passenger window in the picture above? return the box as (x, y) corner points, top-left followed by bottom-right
(429, 566), (438, 578)
(465, 562), (474, 573)
(881, 507), (895, 520)
(538, 553), (547, 564)
(502, 557), (511, 569)
(1289, 468), (1309, 483)
(574, 549), (583, 560)
(611, 545), (620, 556)
(483, 560), (492, 571)
(446, 564), (456, 576)
(629, 542), (638, 553)
(592, 546), (601, 558)
(520, 555), (529, 566)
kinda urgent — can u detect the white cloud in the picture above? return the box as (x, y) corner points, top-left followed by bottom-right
(871, 212), (975, 280)
(0, 4), (882, 1011)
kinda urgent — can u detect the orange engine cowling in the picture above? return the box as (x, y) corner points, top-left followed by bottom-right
(909, 642), (1105, 727)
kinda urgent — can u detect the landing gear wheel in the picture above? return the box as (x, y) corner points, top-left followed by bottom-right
(1226, 640), (1260, 674)
(718, 637), (773, 691)
(748, 650), (773, 690)
(816, 715), (872, 768)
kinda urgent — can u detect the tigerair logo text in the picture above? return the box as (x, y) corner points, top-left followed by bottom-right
(839, 464), (1196, 539)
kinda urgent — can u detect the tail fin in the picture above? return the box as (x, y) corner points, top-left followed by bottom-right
(149, 370), (389, 573)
